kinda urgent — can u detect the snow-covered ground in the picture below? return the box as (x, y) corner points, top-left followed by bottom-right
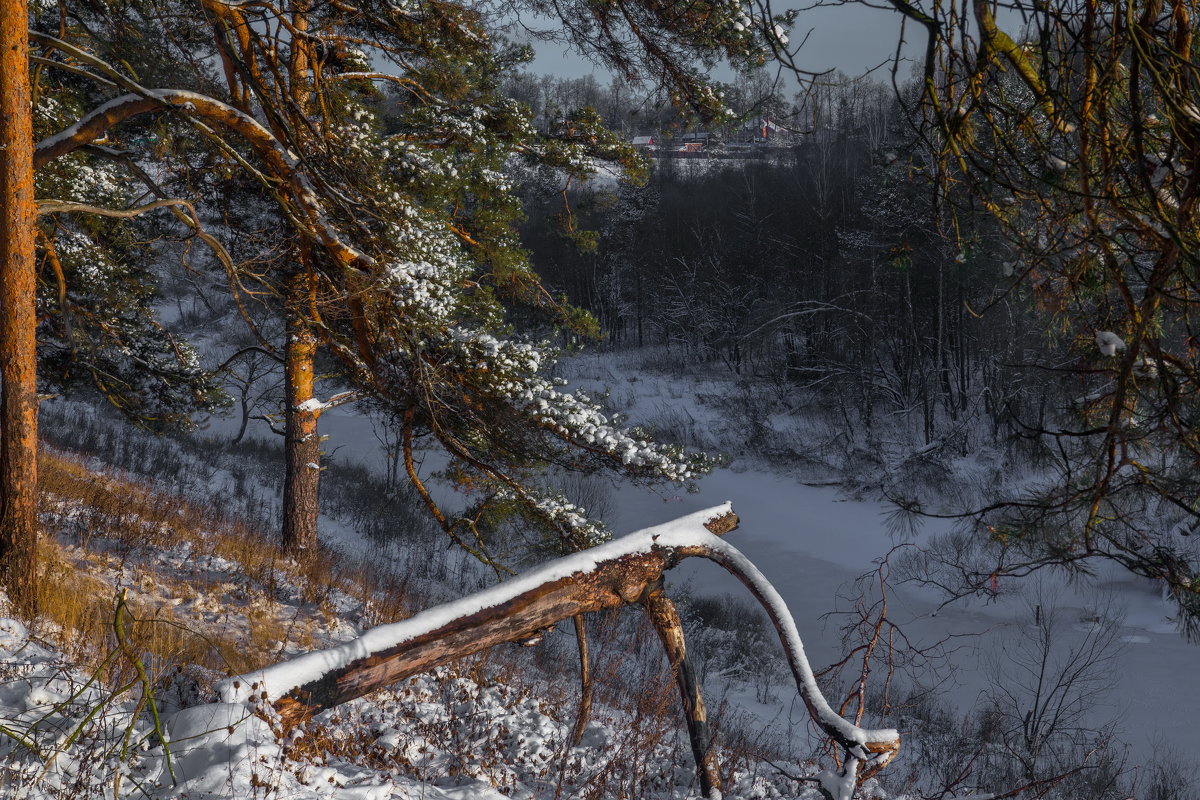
(608, 464), (1195, 760)
(239, 346), (1200, 774)
(0, 503), (827, 800)
(6, 348), (1196, 799)
(556, 352), (1197, 768)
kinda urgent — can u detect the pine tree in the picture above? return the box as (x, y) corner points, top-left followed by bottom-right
(33, 151), (225, 426)
(0, 0), (39, 611)
(21, 0), (791, 565)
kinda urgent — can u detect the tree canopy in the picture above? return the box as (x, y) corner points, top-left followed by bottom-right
(870, 0), (1200, 632)
(5, 0), (804, 582)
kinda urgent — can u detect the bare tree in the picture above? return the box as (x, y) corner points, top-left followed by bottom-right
(982, 595), (1123, 782)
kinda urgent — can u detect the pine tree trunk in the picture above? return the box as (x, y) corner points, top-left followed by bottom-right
(0, 0), (40, 611)
(281, 270), (320, 556)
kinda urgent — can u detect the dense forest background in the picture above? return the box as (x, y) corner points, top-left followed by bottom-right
(504, 71), (1053, 479)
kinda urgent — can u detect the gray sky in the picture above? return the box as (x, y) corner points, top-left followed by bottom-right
(525, 2), (919, 85)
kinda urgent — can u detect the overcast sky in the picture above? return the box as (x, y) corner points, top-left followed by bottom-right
(524, 2), (920, 86)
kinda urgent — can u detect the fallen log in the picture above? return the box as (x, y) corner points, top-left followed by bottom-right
(215, 503), (898, 798)
(219, 505), (738, 727)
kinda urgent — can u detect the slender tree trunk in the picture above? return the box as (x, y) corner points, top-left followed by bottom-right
(568, 614), (593, 747)
(0, 0), (40, 611)
(234, 390), (250, 444)
(641, 580), (721, 797)
(281, 268), (320, 556)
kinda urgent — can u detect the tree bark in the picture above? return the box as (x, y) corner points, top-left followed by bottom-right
(281, 267), (320, 556)
(269, 510), (740, 728)
(641, 579), (721, 797)
(0, 0), (41, 611)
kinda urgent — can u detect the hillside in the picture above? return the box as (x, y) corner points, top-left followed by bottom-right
(0, 431), (825, 799)
(4, 347), (1198, 800)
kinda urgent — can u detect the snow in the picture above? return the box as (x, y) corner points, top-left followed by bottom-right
(267, 349), (1200, 770)
(1045, 154), (1069, 173)
(207, 494), (890, 800)
(1095, 330), (1126, 356)
(293, 391), (359, 415)
(545, 352), (1200, 770)
(0, 596), (821, 799)
(35, 94), (142, 156)
(40, 89), (381, 274)
(13, 350), (1200, 798)
(165, 704), (276, 791)
(295, 397), (329, 413)
(217, 504), (736, 703)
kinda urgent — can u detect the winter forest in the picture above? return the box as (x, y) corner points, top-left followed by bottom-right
(1, 0), (1199, 798)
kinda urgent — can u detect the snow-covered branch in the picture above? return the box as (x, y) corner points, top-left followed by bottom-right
(215, 504), (898, 796)
(293, 391), (359, 416)
(34, 91), (376, 274)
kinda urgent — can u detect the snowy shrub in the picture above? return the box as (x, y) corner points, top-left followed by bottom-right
(679, 594), (787, 703)
(1140, 744), (1200, 800)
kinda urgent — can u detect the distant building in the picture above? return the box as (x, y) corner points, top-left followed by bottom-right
(736, 117), (790, 144)
(631, 135), (656, 148)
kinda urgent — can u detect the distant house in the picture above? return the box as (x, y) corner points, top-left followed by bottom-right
(631, 135), (656, 148)
(680, 132), (714, 145)
(677, 142), (703, 153)
(733, 118), (792, 145)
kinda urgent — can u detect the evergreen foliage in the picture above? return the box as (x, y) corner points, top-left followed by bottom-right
(23, 0), (771, 559)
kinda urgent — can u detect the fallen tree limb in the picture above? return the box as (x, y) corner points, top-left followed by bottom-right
(640, 577), (721, 797)
(694, 534), (900, 798)
(219, 505), (738, 725)
(215, 503), (899, 797)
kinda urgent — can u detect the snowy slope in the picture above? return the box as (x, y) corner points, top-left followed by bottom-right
(207, 345), (1200, 781)
(11, 349), (1197, 800)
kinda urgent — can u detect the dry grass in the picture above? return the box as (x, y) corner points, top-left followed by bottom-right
(24, 448), (793, 798)
(31, 448), (413, 685)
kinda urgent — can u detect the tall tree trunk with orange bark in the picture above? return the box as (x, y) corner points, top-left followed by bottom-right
(281, 265), (321, 556)
(278, 6), (322, 557)
(0, 0), (40, 610)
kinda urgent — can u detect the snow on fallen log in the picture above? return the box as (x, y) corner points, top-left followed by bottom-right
(217, 505), (736, 707)
(215, 502), (899, 794)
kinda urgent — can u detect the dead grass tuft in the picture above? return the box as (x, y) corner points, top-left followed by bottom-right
(31, 448), (413, 686)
